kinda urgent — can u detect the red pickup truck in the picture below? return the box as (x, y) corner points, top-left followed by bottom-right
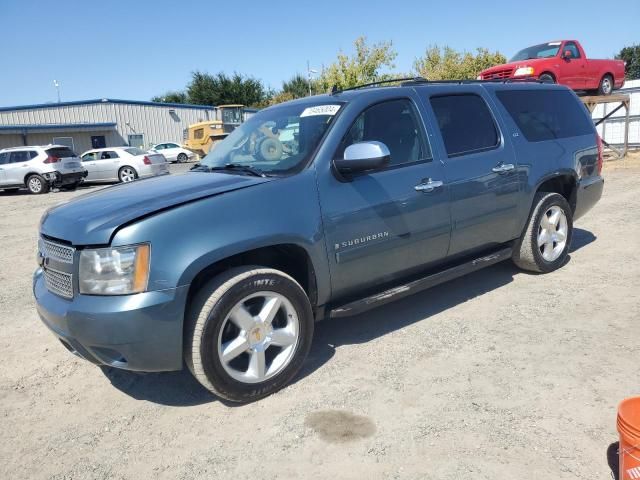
(479, 40), (625, 95)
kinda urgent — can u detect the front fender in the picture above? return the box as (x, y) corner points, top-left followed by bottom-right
(111, 170), (331, 305)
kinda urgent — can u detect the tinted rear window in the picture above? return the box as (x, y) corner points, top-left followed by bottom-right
(125, 148), (146, 156)
(46, 147), (77, 158)
(430, 94), (499, 157)
(496, 90), (594, 142)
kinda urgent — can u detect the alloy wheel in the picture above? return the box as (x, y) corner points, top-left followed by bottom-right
(537, 205), (568, 262)
(217, 291), (299, 384)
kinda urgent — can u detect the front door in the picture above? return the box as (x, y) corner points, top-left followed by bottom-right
(559, 41), (586, 89)
(425, 90), (520, 256)
(317, 97), (451, 299)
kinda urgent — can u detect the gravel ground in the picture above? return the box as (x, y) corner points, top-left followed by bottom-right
(1, 157), (639, 479)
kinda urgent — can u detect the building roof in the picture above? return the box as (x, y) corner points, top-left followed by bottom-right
(0, 122), (117, 134)
(0, 98), (216, 112)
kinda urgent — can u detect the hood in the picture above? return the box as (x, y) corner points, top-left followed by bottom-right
(480, 58), (550, 75)
(40, 172), (271, 245)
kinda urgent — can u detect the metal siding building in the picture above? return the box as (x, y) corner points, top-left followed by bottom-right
(0, 99), (257, 154)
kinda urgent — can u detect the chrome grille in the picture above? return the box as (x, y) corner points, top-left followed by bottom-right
(41, 238), (75, 264)
(43, 268), (73, 299)
(482, 68), (514, 80)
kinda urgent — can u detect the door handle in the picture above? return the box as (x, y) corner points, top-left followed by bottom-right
(492, 163), (515, 174)
(414, 178), (443, 193)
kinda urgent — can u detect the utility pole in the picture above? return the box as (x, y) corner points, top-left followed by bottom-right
(53, 80), (61, 103)
(307, 61), (317, 97)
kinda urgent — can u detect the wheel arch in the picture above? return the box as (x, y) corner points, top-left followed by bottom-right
(23, 171), (44, 185)
(534, 172), (578, 213)
(184, 243), (319, 317)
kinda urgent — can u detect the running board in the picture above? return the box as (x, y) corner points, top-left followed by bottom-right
(329, 247), (512, 318)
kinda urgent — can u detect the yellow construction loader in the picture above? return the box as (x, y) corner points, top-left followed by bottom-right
(183, 105), (244, 158)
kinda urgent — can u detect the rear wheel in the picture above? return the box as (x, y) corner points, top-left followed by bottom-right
(118, 166), (137, 183)
(513, 192), (573, 273)
(598, 74), (614, 95)
(26, 174), (49, 194)
(185, 266), (314, 403)
(177, 153), (188, 163)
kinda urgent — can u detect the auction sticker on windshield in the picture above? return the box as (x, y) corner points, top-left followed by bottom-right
(300, 105), (341, 117)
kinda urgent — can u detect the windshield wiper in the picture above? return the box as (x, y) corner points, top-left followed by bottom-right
(209, 163), (267, 178)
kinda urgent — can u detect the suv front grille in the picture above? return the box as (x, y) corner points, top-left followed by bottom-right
(43, 268), (73, 299)
(41, 238), (74, 264)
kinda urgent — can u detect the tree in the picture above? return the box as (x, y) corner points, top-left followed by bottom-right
(186, 71), (269, 107)
(151, 90), (188, 104)
(414, 45), (507, 80)
(616, 45), (640, 80)
(282, 74), (311, 98)
(316, 37), (398, 92)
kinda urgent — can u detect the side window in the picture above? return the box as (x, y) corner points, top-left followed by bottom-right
(0, 152), (8, 164)
(167, 143), (180, 148)
(29, 151), (38, 159)
(100, 151), (119, 159)
(82, 152), (98, 161)
(9, 151), (31, 163)
(564, 42), (580, 59)
(496, 90), (594, 142)
(194, 128), (204, 140)
(430, 94), (499, 157)
(155, 144), (165, 150)
(337, 99), (431, 167)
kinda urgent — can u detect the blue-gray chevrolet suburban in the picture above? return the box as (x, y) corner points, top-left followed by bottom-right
(33, 79), (604, 402)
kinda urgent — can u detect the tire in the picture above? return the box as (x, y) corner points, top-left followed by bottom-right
(26, 174), (49, 194)
(118, 166), (137, 183)
(177, 153), (188, 163)
(539, 73), (555, 84)
(257, 137), (283, 162)
(598, 74), (614, 96)
(512, 192), (573, 273)
(185, 266), (314, 403)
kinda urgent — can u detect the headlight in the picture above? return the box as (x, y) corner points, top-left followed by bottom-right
(79, 244), (150, 295)
(514, 66), (535, 77)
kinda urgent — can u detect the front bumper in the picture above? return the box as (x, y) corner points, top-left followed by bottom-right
(574, 175), (604, 221)
(33, 268), (188, 371)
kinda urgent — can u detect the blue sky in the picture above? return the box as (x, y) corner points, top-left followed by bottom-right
(0, 0), (638, 106)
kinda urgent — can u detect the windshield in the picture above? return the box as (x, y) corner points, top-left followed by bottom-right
(200, 102), (342, 175)
(510, 42), (561, 62)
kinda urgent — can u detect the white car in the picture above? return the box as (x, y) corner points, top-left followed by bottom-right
(150, 142), (195, 163)
(0, 145), (87, 194)
(80, 147), (169, 183)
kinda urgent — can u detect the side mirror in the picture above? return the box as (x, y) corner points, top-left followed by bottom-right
(333, 141), (390, 176)
(563, 50), (573, 59)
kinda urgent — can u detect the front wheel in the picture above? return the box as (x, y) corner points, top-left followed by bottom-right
(513, 192), (573, 273)
(177, 153), (188, 163)
(185, 267), (314, 403)
(539, 73), (555, 84)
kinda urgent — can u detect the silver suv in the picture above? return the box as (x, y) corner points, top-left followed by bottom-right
(0, 145), (87, 194)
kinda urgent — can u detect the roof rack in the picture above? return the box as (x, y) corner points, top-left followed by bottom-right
(330, 76), (553, 94)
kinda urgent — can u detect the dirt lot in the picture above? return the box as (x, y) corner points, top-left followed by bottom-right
(1, 157), (639, 479)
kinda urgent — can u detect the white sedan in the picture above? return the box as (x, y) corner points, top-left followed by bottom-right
(80, 147), (169, 183)
(150, 142), (195, 163)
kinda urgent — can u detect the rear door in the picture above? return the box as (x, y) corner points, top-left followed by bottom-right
(7, 150), (36, 184)
(420, 87), (520, 257)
